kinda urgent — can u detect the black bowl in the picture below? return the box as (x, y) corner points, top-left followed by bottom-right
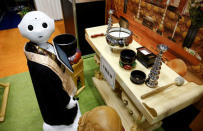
(120, 49), (136, 65)
(53, 34), (77, 57)
(130, 70), (146, 84)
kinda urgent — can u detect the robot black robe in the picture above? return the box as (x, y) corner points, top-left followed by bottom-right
(25, 42), (78, 126)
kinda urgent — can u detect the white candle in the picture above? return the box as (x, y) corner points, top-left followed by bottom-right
(109, 31), (130, 37)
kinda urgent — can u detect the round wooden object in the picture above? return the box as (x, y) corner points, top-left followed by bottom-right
(153, 6), (159, 13)
(147, 4), (152, 10)
(179, 17), (185, 23)
(166, 23), (171, 30)
(166, 59), (187, 77)
(187, 20), (191, 27)
(141, 1), (146, 7)
(168, 12), (176, 20)
(78, 106), (123, 131)
(194, 37), (200, 44)
(176, 27), (181, 34)
(182, 31), (187, 38)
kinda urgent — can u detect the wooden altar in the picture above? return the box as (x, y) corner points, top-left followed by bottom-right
(85, 24), (203, 131)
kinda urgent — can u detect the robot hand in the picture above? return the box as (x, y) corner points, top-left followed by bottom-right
(66, 96), (78, 109)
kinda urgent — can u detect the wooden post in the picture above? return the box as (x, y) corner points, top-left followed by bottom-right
(0, 83), (10, 122)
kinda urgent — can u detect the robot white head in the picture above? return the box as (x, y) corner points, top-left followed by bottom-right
(18, 11), (55, 44)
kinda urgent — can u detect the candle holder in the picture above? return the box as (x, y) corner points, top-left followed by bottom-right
(145, 44), (168, 88)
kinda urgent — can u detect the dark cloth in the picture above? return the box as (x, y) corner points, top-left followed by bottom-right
(25, 43), (78, 125)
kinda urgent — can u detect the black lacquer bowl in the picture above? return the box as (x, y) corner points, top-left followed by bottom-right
(53, 34), (77, 57)
(119, 49), (136, 70)
(120, 49), (136, 65)
(106, 27), (132, 47)
(130, 70), (146, 84)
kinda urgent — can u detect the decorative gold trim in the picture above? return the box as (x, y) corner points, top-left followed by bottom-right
(24, 45), (77, 96)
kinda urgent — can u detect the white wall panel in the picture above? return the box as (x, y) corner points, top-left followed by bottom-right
(34, 0), (63, 20)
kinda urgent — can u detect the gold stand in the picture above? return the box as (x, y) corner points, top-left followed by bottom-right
(0, 83), (10, 122)
(71, 59), (85, 95)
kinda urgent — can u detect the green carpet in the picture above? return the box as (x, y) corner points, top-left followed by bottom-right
(0, 55), (163, 131)
(0, 71), (43, 131)
(78, 55), (105, 114)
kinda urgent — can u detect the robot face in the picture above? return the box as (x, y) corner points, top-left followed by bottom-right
(18, 11), (55, 43)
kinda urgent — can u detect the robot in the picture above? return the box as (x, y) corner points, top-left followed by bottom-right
(18, 11), (81, 131)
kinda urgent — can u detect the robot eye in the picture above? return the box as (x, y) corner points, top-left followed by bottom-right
(28, 25), (33, 31)
(42, 23), (48, 28)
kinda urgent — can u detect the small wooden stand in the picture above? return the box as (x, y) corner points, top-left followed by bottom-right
(71, 59), (85, 95)
(0, 83), (10, 122)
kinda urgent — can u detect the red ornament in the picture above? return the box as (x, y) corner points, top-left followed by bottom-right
(123, 65), (132, 70)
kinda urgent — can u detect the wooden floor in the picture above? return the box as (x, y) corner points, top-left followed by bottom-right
(0, 20), (65, 78)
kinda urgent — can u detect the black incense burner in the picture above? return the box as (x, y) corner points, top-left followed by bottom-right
(119, 49), (136, 70)
(136, 47), (156, 68)
(130, 70), (146, 84)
